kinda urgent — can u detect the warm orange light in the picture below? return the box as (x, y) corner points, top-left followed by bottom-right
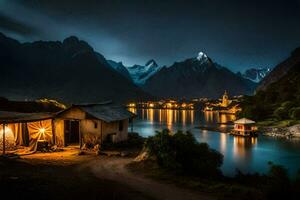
(128, 103), (136, 107)
(166, 103), (172, 108)
(149, 103), (154, 108)
(39, 128), (46, 134)
(0, 126), (15, 150)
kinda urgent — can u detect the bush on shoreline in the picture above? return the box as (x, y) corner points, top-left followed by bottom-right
(144, 129), (223, 178)
(102, 132), (145, 150)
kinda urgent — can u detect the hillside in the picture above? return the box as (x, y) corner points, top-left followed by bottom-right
(239, 48), (300, 121)
(0, 33), (149, 103)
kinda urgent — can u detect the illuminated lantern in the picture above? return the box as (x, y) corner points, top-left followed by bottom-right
(0, 125), (15, 151)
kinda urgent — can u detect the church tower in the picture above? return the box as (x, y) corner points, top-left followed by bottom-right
(221, 90), (229, 107)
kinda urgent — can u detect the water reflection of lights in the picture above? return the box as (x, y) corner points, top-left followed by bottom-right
(220, 114), (227, 124)
(202, 129), (209, 139)
(141, 109), (145, 119)
(182, 110), (186, 125)
(233, 136), (257, 158)
(128, 107), (137, 114)
(204, 111), (214, 123)
(149, 109), (154, 124)
(219, 113), (236, 124)
(167, 109), (173, 129)
(136, 108), (195, 129)
(174, 110), (178, 123)
(159, 109), (162, 122)
(220, 133), (227, 154)
(190, 110), (194, 123)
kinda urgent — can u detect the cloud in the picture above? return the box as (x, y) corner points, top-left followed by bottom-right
(0, 14), (39, 36)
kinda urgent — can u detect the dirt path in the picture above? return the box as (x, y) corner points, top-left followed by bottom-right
(15, 148), (215, 200)
(85, 156), (215, 200)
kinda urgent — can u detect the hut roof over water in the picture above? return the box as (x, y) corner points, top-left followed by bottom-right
(234, 118), (256, 124)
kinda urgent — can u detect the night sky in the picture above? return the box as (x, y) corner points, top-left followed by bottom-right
(0, 0), (300, 72)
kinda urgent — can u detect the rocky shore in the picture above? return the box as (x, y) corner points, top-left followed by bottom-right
(260, 124), (300, 139)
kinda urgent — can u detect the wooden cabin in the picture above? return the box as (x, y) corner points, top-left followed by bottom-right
(55, 103), (135, 147)
(231, 118), (258, 137)
(0, 102), (134, 154)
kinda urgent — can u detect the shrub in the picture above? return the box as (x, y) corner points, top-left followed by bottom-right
(103, 132), (145, 149)
(145, 129), (223, 178)
(289, 107), (300, 120)
(266, 162), (291, 199)
(281, 101), (295, 110)
(273, 107), (288, 120)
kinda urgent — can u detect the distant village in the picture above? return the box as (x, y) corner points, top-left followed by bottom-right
(127, 91), (243, 115)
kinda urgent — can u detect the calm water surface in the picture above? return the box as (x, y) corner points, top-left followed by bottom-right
(129, 108), (300, 177)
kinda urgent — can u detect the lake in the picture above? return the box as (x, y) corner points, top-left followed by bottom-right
(128, 108), (300, 177)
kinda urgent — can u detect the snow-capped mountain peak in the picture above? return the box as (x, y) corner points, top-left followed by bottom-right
(127, 59), (162, 85)
(145, 59), (159, 71)
(196, 51), (209, 65)
(145, 59), (158, 67)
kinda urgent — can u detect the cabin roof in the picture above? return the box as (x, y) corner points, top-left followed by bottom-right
(0, 111), (54, 124)
(234, 118), (255, 124)
(60, 102), (135, 123)
(0, 102), (135, 124)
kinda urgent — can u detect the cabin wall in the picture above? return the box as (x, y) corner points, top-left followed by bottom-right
(234, 124), (253, 131)
(54, 119), (65, 147)
(102, 119), (128, 143)
(79, 119), (129, 144)
(80, 119), (102, 145)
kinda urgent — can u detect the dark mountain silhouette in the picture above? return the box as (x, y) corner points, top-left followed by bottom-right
(255, 48), (300, 103)
(257, 48), (300, 92)
(107, 60), (132, 80)
(143, 52), (256, 98)
(0, 32), (148, 103)
(239, 47), (300, 120)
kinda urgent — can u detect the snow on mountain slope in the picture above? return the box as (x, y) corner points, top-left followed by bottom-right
(243, 67), (272, 83)
(127, 59), (162, 85)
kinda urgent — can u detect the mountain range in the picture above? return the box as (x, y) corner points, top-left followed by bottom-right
(0, 32), (263, 102)
(142, 52), (257, 98)
(0, 33), (148, 103)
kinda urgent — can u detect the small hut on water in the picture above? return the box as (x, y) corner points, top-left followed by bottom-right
(231, 118), (258, 137)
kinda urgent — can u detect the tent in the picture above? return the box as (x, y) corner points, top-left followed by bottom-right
(0, 111), (55, 154)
